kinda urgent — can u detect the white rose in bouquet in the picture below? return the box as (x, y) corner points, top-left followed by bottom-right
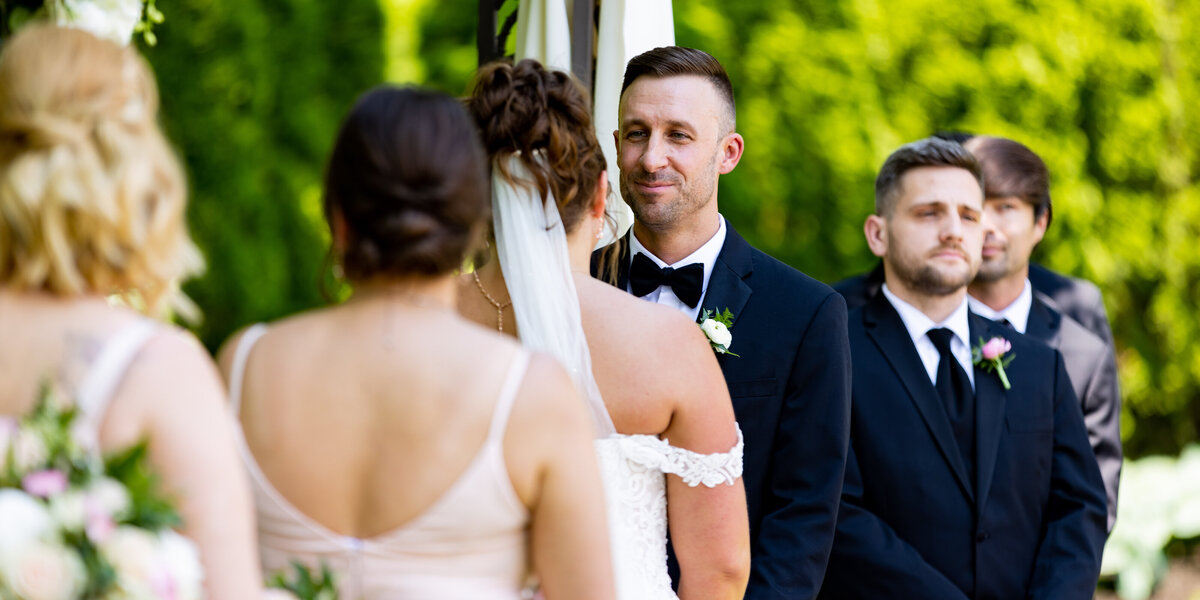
(102, 527), (203, 599)
(89, 476), (132, 520)
(49, 489), (88, 533)
(53, 0), (145, 46)
(101, 526), (161, 592)
(11, 428), (48, 476)
(2, 541), (86, 600)
(0, 489), (55, 563)
(156, 530), (204, 600)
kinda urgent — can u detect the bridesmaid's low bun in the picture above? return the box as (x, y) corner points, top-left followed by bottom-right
(324, 86), (488, 280)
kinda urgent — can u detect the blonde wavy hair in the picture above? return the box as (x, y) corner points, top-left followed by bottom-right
(0, 24), (202, 317)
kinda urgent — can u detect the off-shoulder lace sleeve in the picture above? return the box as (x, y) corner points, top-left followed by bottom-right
(620, 427), (744, 488)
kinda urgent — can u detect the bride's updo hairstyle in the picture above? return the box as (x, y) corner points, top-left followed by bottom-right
(467, 59), (606, 236)
(323, 86), (488, 280)
(0, 25), (202, 314)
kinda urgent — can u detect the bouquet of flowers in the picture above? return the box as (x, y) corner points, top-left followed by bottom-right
(0, 383), (202, 600)
(0, 0), (163, 45)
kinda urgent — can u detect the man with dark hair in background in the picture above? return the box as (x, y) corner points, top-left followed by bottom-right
(963, 135), (1121, 530)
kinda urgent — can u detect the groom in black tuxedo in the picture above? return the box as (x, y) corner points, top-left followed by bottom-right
(598, 46), (851, 599)
(819, 138), (1107, 599)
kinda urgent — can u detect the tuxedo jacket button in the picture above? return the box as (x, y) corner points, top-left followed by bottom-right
(975, 531), (989, 543)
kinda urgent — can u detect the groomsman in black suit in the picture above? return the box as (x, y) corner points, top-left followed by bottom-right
(820, 138), (1107, 599)
(963, 135), (1121, 530)
(600, 46), (851, 599)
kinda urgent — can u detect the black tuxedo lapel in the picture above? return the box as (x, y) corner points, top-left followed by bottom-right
(863, 294), (974, 502)
(1025, 293), (1063, 347)
(970, 313), (1009, 512)
(698, 223), (753, 327)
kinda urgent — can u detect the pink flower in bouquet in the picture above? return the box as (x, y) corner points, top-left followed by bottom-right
(22, 469), (68, 498)
(84, 501), (117, 544)
(980, 337), (1011, 361)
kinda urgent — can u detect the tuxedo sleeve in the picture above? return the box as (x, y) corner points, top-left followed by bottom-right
(1028, 353), (1109, 600)
(819, 444), (971, 599)
(745, 292), (850, 600)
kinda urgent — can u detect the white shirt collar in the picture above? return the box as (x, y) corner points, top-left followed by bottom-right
(968, 279), (1032, 334)
(881, 283), (975, 387)
(627, 214), (727, 321)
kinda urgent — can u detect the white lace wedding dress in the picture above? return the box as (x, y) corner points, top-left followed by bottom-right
(490, 155), (743, 599)
(594, 431), (743, 599)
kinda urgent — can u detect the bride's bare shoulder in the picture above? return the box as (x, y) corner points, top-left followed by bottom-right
(578, 280), (714, 364)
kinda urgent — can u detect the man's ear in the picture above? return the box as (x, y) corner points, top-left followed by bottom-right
(331, 207), (349, 252)
(1032, 210), (1049, 246)
(864, 214), (888, 258)
(718, 132), (745, 175)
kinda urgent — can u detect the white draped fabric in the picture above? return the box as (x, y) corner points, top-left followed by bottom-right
(515, 0), (674, 248)
(514, 0), (572, 73)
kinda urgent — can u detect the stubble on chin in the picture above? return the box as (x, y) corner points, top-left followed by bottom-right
(892, 258), (974, 297)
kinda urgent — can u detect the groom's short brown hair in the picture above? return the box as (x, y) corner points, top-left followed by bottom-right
(620, 46), (736, 132)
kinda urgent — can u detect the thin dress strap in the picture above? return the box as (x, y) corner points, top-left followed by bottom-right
(228, 323), (269, 416)
(486, 350), (531, 444)
(75, 320), (158, 450)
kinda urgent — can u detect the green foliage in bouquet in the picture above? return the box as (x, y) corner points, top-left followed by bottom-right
(267, 560), (339, 600)
(104, 442), (181, 532)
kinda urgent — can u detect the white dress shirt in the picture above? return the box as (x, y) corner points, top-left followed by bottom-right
(881, 284), (975, 389)
(968, 279), (1033, 334)
(627, 214), (727, 322)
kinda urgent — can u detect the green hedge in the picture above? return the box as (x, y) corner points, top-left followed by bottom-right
(144, 0), (385, 351)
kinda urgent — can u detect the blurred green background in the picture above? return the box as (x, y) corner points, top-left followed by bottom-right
(146, 0), (1198, 462)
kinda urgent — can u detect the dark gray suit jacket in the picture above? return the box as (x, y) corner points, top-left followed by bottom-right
(1026, 292), (1121, 530)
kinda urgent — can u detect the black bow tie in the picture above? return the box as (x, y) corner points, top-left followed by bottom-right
(629, 252), (705, 308)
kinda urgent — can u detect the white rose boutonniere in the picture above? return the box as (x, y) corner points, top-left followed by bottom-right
(699, 308), (739, 357)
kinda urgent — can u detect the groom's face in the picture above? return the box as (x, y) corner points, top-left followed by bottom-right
(616, 75), (730, 234)
(881, 166), (985, 296)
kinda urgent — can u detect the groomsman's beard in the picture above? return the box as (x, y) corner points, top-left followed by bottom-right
(887, 252), (976, 297)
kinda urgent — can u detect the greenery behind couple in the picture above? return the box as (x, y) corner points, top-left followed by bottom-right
(128, 1), (1200, 597)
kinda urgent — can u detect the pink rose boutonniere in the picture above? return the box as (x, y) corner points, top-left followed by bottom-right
(972, 337), (1014, 390)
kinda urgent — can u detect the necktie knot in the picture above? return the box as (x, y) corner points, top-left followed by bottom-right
(928, 327), (956, 356)
(629, 253), (705, 308)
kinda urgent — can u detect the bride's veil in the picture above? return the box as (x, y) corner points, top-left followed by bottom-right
(491, 154), (616, 437)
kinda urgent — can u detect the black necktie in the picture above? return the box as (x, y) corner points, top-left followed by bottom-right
(928, 328), (976, 484)
(629, 253), (704, 308)
(999, 317), (1015, 330)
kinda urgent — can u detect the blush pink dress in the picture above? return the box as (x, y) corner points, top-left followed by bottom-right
(229, 324), (532, 600)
